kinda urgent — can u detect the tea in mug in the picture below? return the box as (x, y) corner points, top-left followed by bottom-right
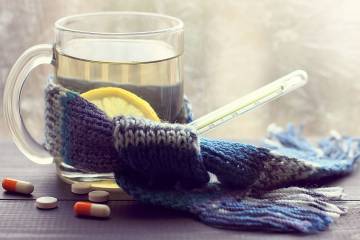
(55, 39), (184, 122)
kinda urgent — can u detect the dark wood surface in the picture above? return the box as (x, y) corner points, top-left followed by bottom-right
(1, 140), (360, 240)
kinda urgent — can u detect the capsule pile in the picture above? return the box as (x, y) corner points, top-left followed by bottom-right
(1, 177), (112, 219)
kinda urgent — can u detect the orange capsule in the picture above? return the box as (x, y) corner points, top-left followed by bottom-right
(74, 201), (110, 218)
(2, 177), (34, 194)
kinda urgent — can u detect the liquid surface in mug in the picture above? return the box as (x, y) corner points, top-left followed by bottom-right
(55, 39), (183, 122)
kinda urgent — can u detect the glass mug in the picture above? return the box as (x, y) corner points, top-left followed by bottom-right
(4, 12), (184, 190)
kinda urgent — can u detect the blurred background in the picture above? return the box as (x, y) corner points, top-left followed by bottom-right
(1, 0), (360, 143)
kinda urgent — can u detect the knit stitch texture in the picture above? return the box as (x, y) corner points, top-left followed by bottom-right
(45, 81), (358, 234)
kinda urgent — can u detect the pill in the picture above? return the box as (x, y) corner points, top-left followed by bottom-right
(36, 196), (58, 209)
(74, 201), (110, 218)
(71, 182), (92, 194)
(88, 190), (109, 203)
(2, 177), (34, 194)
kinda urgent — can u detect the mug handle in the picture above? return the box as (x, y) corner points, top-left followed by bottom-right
(3, 44), (54, 164)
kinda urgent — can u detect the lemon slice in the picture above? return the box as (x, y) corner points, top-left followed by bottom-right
(81, 87), (160, 121)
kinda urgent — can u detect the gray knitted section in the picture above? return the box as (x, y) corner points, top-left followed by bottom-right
(253, 154), (315, 189)
(113, 116), (199, 151)
(44, 82), (68, 158)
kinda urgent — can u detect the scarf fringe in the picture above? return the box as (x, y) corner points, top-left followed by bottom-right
(196, 187), (346, 233)
(252, 187), (347, 218)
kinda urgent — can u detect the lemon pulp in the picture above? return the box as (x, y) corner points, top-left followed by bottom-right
(81, 87), (160, 121)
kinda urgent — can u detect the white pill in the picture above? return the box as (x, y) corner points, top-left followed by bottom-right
(74, 201), (111, 218)
(88, 190), (110, 203)
(2, 177), (34, 194)
(36, 196), (58, 209)
(71, 182), (92, 194)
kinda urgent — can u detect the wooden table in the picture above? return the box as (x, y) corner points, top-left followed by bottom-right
(1, 140), (360, 240)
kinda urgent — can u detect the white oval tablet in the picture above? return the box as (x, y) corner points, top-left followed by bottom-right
(71, 182), (92, 194)
(88, 190), (109, 203)
(36, 196), (58, 209)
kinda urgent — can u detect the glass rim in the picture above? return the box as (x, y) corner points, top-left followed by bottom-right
(55, 11), (184, 36)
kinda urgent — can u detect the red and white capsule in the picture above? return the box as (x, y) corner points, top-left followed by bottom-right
(2, 177), (34, 194)
(74, 201), (110, 218)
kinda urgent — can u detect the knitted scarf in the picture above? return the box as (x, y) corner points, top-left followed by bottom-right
(44, 81), (358, 234)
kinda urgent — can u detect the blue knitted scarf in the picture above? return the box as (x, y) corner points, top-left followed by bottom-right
(44, 82), (359, 234)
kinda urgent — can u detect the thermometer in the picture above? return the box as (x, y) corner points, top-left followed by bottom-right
(189, 70), (308, 134)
